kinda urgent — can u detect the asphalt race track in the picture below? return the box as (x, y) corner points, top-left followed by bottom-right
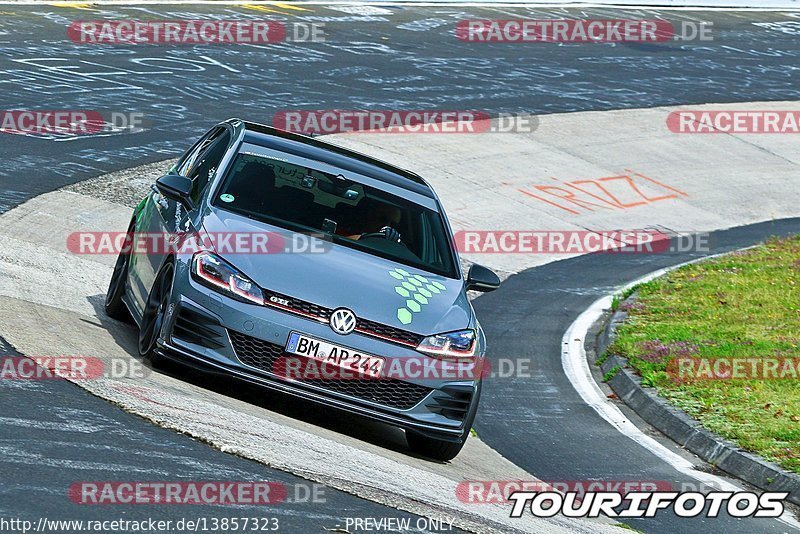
(1, 4), (800, 533)
(1, 5), (800, 211)
(0, 338), (438, 532)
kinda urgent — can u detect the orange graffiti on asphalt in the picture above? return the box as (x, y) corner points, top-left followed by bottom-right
(518, 170), (688, 215)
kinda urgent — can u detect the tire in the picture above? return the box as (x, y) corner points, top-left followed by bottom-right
(138, 260), (175, 365)
(105, 228), (133, 322)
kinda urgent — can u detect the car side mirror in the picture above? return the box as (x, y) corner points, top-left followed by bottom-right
(466, 264), (501, 292)
(155, 174), (194, 210)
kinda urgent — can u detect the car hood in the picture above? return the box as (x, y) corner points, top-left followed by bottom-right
(201, 210), (471, 335)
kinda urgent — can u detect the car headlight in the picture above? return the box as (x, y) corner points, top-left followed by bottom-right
(191, 251), (264, 305)
(417, 329), (476, 358)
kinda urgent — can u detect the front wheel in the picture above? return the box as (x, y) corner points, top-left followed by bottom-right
(105, 247), (132, 322)
(138, 260), (174, 365)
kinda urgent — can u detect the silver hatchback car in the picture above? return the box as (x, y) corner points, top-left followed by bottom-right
(105, 119), (500, 460)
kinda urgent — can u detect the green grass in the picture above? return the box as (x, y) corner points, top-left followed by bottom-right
(621, 285), (638, 301)
(614, 523), (644, 533)
(603, 365), (621, 382)
(611, 294), (621, 312)
(609, 235), (800, 473)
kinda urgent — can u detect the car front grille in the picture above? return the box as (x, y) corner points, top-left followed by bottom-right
(228, 330), (432, 410)
(261, 288), (424, 348)
(353, 317), (424, 347)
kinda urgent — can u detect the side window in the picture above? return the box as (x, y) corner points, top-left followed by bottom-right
(187, 130), (231, 202)
(176, 127), (222, 177)
(172, 127), (231, 203)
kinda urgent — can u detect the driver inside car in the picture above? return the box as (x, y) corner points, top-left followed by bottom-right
(343, 201), (402, 242)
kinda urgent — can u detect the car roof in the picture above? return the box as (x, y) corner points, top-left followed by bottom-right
(229, 119), (436, 199)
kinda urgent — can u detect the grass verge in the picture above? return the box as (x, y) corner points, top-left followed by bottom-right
(609, 236), (800, 474)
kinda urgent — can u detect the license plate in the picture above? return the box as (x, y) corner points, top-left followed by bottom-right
(286, 332), (385, 379)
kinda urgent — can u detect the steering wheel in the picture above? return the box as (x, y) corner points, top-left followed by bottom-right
(360, 226), (402, 243)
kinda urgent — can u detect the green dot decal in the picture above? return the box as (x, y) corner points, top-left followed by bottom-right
(388, 270), (447, 326)
(397, 308), (413, 325)
(219, 194), (235, 203)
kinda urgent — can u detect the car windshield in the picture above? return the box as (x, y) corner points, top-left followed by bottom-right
(212, 151), (458, 278)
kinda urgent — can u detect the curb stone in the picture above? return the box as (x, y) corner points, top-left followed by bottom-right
(595, 296), (800, 506)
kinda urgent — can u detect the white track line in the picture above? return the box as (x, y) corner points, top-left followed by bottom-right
(561, 252), (800, 530)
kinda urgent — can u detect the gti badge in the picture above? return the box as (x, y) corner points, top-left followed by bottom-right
(269, 295), (290, 306)
(329, 308), (356, 335)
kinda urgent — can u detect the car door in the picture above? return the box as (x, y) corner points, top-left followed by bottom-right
(128, 126), (231, 315)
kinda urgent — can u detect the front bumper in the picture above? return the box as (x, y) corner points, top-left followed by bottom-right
(158, 265), (481, 442)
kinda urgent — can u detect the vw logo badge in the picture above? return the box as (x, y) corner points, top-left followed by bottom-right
(329, 308), (356, 335)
